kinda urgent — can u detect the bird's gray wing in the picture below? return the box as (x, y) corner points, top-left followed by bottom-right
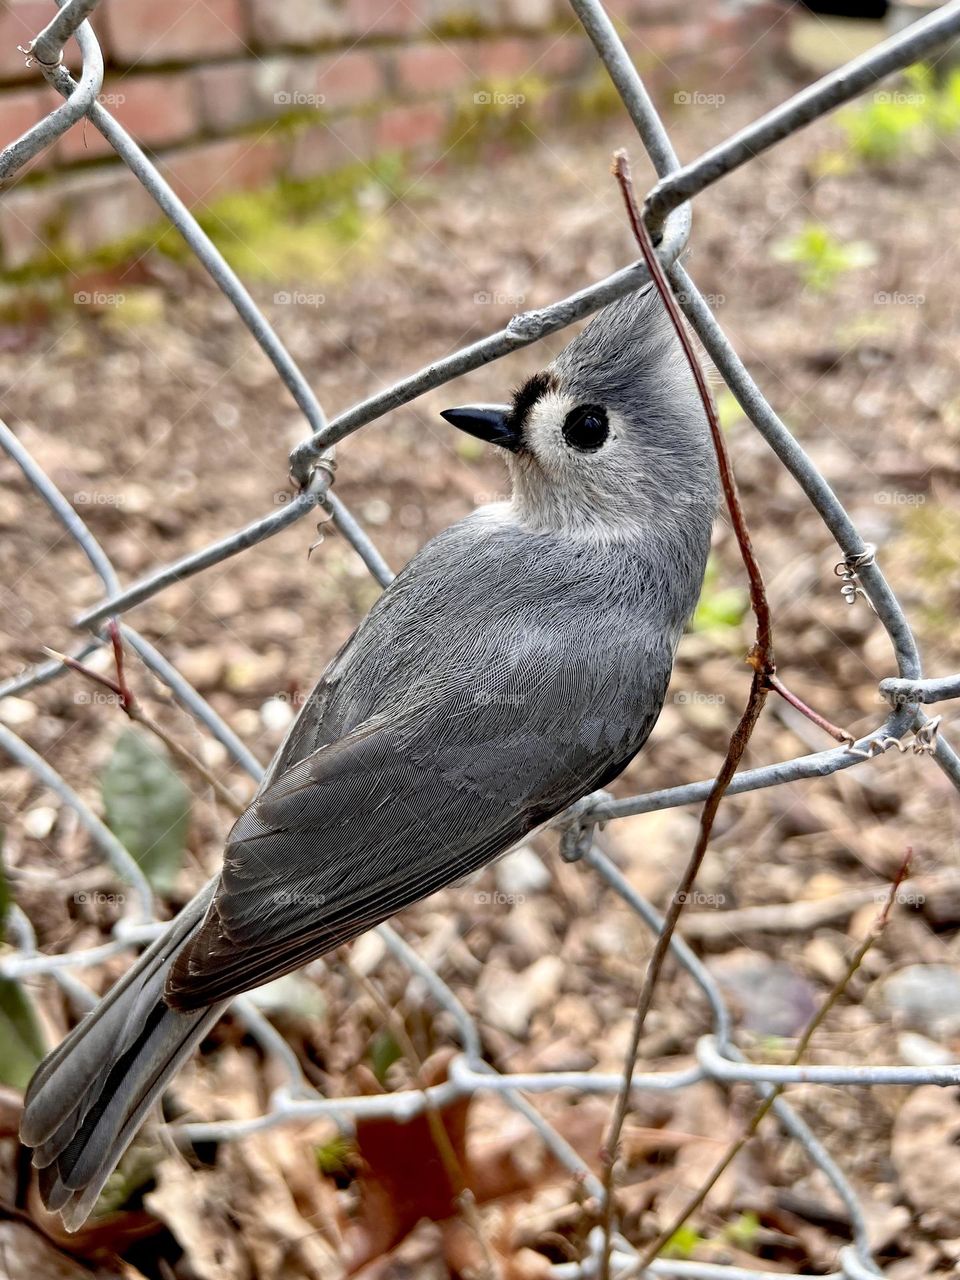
(165, 669), (656, 1009)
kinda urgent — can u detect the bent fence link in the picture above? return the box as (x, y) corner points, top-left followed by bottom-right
(2, 2), (960, 1277)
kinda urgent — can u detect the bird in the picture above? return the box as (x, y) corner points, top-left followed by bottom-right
(21, 283), (719, 1229)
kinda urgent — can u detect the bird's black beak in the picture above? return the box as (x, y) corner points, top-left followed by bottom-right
(440, 404), (521, 453)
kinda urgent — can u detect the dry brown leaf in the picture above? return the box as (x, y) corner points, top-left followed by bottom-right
(0, 1220), (113, 1280)
(892, 1086), (960, 1237)
(146, 1159), (251, 1280)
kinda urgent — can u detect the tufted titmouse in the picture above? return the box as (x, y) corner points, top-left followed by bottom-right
(21, 284), (718, 1227)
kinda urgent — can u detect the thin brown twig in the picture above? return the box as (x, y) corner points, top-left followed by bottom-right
(766, 672), (854, 746)
(341, 955), (500, 1280)
(43, 622), (245, 818)
(600, 151), (860, 1280)
(596, 151), (777, 1280)
(631, 847), (913, 1273)
(621, 154), (854, 745)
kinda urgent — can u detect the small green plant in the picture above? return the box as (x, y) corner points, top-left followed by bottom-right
(102, 728), (191, 892)
(0, 833), (47, 1089)
(837, 91), (926, 164)
(835, 62), (960, 166)
(725, 1210), (762, 1250)
(369, 1026), (403, 1084)
(662, 1224), (707, 1260)
(97, 1139), (166, 1215)
(692, 557), (749, 635)
(770, 222), (875, 294)
(716, 388), (746, 432)
(315, 1134), (356, 1177)
(925, 65), (960, 133)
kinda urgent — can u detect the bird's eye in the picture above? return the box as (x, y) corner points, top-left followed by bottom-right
(562, 404), (609, 452)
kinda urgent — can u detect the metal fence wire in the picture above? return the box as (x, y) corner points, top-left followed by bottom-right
(2, 1), (960, 1276)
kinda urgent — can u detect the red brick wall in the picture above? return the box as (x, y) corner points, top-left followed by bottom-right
(0, 0), (790, 271)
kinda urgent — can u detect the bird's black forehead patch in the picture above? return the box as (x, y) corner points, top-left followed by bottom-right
(507, 369), (558, 432)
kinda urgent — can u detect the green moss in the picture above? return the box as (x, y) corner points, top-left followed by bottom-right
(0, 279), (64, 322)
(574, 68), (626, 120)
(447, 74), (552, 158)
(4, 154), (410, 287)
(430, 11), (489, 38)
(100, 287), (166, 331)
(158, 158), (406, 282)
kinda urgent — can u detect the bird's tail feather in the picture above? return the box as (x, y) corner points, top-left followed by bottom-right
(20, 884), (224, 1230)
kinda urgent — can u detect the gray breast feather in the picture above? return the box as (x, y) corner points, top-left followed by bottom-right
(164, 511), (699, 1009)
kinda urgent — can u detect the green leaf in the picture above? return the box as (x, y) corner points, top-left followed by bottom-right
(315, 1135), (354, 1177)
(0, 976), (45, 1089)
(692, 585), (749, 633)
(771, 222), (876, 294)
(716, 389), (745, 433)
(663, 1224), (705, 1259)
(725, 1210), (761, 1249)
(369, 1027), (402, 1085)
(102, 729), (191, 892)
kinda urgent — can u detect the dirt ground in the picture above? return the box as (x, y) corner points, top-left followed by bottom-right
(1, 64), (959, 1280)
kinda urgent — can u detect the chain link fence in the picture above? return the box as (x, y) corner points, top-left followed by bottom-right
(2, 1), (960, 1276)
